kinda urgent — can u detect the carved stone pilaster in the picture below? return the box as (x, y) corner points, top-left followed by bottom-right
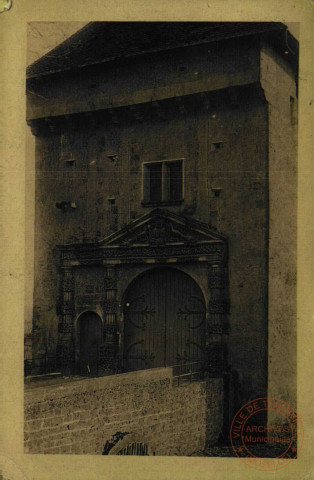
(58, 315), (74, 333)
(104, 277), (117, 289)
(62, 274), (75, 291)
(100, 267), (119, 373)
(104, 265), (117, 285)
(206, 263), (230, 375)
(103, 268), (118, 315)
(62, 268), (74, 289)
(205, 341), (228, 375)
(208, 299), (230, 315)
(103, 324), (118, 334)
(98, 343), (119, 374)
(57, 268), (75, 371)
(208, 266), (226, 289)
(103, 300), (118, 313)
(207, 314), (229, 335)
(56, 337), (75, 373)
(61, 301), (75, 315)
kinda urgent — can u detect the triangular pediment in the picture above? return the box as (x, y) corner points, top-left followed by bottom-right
(100, 209), (226, 248)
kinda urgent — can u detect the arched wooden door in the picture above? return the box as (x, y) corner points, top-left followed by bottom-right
(78, 311), (102, 376)
(123, 268), (206, 372)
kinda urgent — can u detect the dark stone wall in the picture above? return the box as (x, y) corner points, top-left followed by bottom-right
(27, 38), (260, 120)
(29, 37), (299, 414)
(207, 98), (269, 409)
(260, 45), (297, 416)
(32, 91), (268, 408)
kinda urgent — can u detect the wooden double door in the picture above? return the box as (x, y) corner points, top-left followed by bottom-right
(123, 268), (206, 372)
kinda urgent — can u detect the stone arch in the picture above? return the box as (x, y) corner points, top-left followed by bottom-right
(74, 306), (104, 331)
(119, 264), (210, 309)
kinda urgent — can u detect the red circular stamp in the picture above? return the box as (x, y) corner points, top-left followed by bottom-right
(230, 397), (304, 471)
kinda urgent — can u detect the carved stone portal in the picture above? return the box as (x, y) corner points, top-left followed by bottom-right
(56, 209), (229, 376)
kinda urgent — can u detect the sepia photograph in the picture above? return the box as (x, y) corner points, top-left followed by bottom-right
(0, 0), (313, 476)
(22, 21), (302, 462)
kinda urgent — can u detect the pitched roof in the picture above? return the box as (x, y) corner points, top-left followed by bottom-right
(27, 22), (294, 79)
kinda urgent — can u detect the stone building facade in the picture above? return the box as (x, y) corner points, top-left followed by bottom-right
(26, 22), (298, 423)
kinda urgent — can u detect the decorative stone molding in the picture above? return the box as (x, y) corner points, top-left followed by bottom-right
(55, 209), (229, 376)
(58, 315), (74, 334)
(103, 323), (118, 334)
(207, 266), (226, 289)
(76, 295), (94, 306)
(206, 261), (230, 374)
(61, 244), (225, 264)
(208, 321), (229, 336)
(104, 276), (117, 289)
(61, 301), (75, 315)
(98, 344), (119, 374)
(27, 86), (259, 138)
(208, 300), (230, 315)
(205, 342), (227, 374)
(58, 268), (75, 368)
(56, 340), (75, 371)
(62, 276), (75, 291)
(103, 300), (118, 313)
(101, 267), (119, 372)
(59, 210), (227, 267)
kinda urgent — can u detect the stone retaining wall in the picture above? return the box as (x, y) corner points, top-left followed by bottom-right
(25, 368), (223, 455)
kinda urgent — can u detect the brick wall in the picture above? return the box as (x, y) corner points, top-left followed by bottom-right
(25, 368), (223, 455)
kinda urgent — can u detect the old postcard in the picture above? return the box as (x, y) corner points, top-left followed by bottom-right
(0, 2), (313, 480)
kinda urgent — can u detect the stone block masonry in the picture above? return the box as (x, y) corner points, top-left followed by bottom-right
(25, 368), (223, 455)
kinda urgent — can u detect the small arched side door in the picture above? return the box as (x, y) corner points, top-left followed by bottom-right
(78, 311), (102, 376)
